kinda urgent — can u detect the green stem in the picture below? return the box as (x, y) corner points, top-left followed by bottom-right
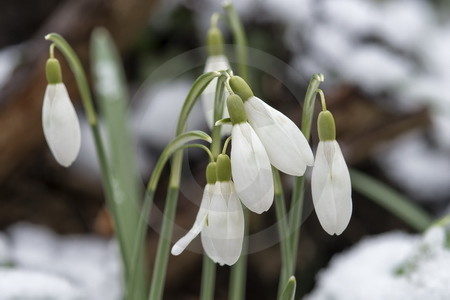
(148, 73), (219, 300)
(223, 5), (250, 295)
(148, 187), (179, 300)
(211, 75), (227, 158)
(223, 2), (249, 81)
(45, 33), (132, 294)
(199, 74), (227, 300)
(130, 131), (211, 299)
(350, 169), (433, 232)
(273, 168), (292, 297)
(200, 256), (216, 300)
(288, 74), (324, 277)
(229, 209), (248, 300)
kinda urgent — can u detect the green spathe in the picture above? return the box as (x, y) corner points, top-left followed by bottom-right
(206, 162), (217, 184)
(318, 110), (336, 141)
(229, 76), (253, 101)
(207, 27), (224, 56)
(46, 58), (62, 84)
(216, 154), (231, 182)
(227, 94), (247, 124)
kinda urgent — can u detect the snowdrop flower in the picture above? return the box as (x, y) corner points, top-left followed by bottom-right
(201, 23), (231, 135)
(229, 76), (314, 176)
(311, 110), (352, 235)
(227, 93), (274, 213)
(42, 58), (81, 167)
(171, 157), (244, 266)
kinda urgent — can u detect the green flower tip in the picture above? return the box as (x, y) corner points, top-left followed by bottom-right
(229, 76), (253, 101)
(216, 154), (231, 182)
(46, 58), (62, 84)
(226, 94), (247, 124)
(206, 162), (217, 184)
(318, 110), (336, 141)
(207, 27), (224, 56)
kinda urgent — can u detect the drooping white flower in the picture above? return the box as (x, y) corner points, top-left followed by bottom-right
(201, 25), (232, 135)
(227, 94), (274, 214)
(311, 110), (352, 235)
(201, 55), (231, 133)
(42, 58), (81, 167)
(229, 76), (314, 176)
(171, 183), (213, 256)
(201, 180), (244, 266)
(171, 158), (244, 266)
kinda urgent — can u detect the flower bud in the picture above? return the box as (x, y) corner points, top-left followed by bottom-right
(229, 76), (254, 101)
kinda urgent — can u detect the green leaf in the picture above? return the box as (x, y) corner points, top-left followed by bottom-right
(280, 276), (296, 300)
(350, 168), (433, 232)
(90, 27), (146, 299)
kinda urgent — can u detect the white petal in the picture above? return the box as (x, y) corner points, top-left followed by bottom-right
(244, 97), (314, 176)
(231, 123), (274, 213)
(201, 55), (231, 135)
(201, 181), (244, 266)
(171, 184), (213, 256)
(42, 83), (81, 167)
(311, 141), (352, 235)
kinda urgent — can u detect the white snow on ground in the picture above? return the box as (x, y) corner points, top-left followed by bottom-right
(307, 226), (450, 300)
(0, 45), (21, 90)
(0, 223), (122, 300)
(376, 131), (450, 201)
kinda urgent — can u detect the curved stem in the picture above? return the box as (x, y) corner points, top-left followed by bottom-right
(222, 136), (232, 154)
(129, 131), (211, 297)
(316, 89), (327, 111)
(289, 74), (324, 278)
(45, 33), (97, 125)
(148, 73), (219, 300)
(49, 43), (55, 58)
(223, 2), (249, 81)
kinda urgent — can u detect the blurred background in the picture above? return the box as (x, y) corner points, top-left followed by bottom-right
(0, 0), (449, 299)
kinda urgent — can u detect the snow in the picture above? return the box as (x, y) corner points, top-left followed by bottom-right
(0, 223), (123, 300)
(376, 131), (450, 201)
(132, 79), (207, 148)
(0, 45), (21, 90)
(307, 226), (450, 300)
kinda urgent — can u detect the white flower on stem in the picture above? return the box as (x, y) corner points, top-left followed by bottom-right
(227, 94), (274, 214)
(171, 158), (244, 266)
(229, 76), (314, 176)
(201, 180), (244, 266)
(311, 110), (352, 235)
(201, 25), (231, 135)
(171, 183), (213, 256)
(42, 58), (81, 167)
(201, 55), (231, 132)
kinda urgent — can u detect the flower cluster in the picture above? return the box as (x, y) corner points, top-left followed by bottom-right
(171, 25), (352, 265)
(40, 23), (352, 268)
